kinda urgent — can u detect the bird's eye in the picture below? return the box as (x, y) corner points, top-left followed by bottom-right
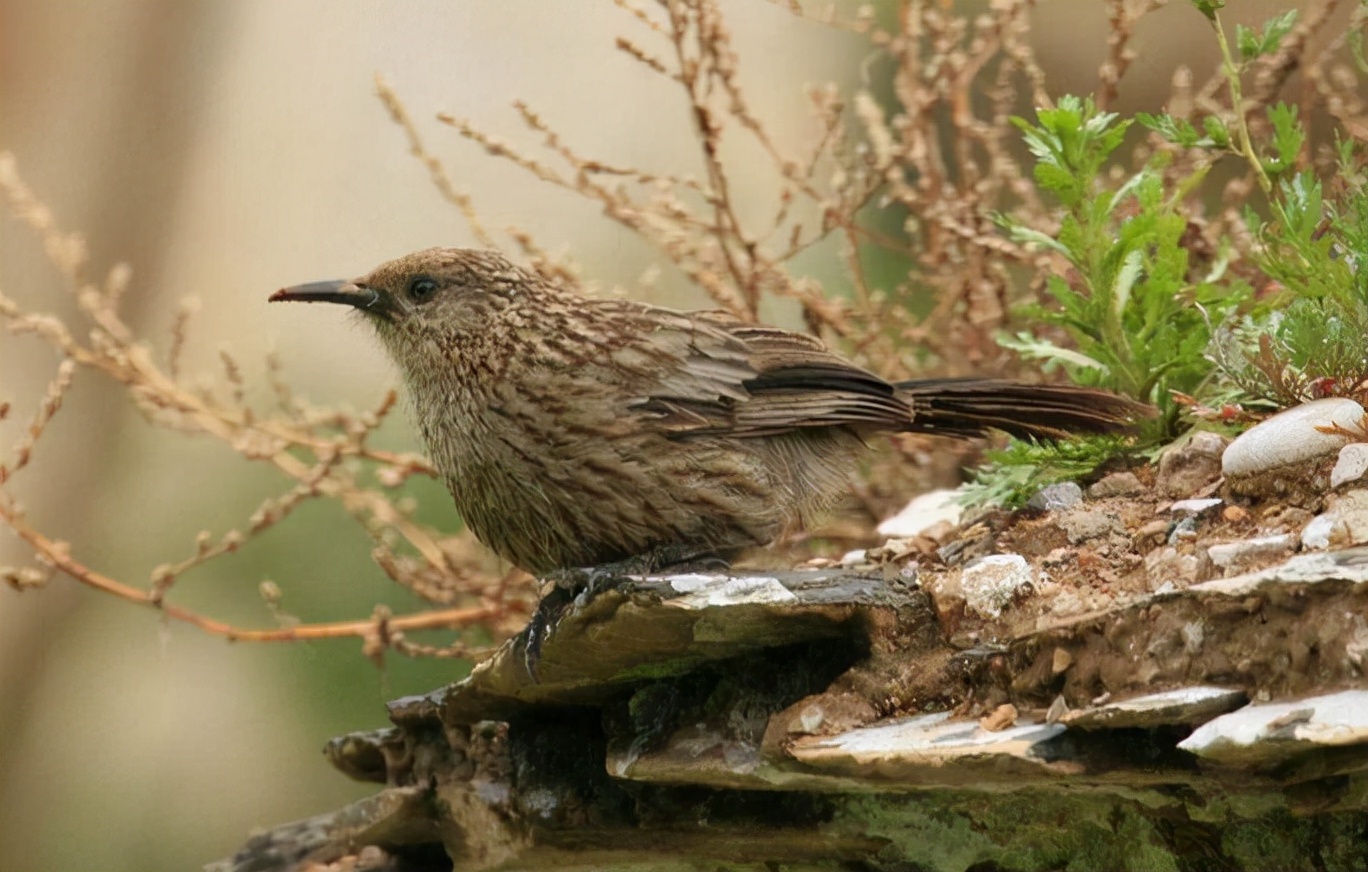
(408, 277), (439, 302)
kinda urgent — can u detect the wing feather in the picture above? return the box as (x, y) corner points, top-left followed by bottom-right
(620, 304), (911, 438)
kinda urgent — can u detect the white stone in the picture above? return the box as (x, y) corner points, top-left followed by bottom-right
(1192, 549), (1368, 596)
(796, 711), (1064, 764)
(1205, 534), (1296, 569)
(877, 488), (963, 537)
(1144, 546), (1204, 588)
(1059, 686), (1246, 729)
(960, 554), (1035, 617)
(667, 574), (797, 607)
(839, 549), (867, 567)
(1301, 513), (1336, 550)
(1222, 398), (1366, 478)
(1177, 690), (1368, 764)
(1331, 442), (1368, 488)
(1168, 498), (1223, 516)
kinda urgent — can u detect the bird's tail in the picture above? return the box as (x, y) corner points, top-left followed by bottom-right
(894, 378), (1148, 441)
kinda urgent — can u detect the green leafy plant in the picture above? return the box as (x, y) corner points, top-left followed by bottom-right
(1130, 1), (1368, 415)
(1001, 96), (1247, 432)
(1209, 146), (1368, 408)
(966, 0), (1368, 508)
(964, 95), (1249, 507)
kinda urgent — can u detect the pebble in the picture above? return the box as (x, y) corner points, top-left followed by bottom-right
(1330, 442), (1368, 489)
(877, 489), (963, 537)
(960, 554), (1035, 618)
(1223, 398), (1366, 500)
(1026, 481), (1083, 512)
(1156, 431), (1228, 498)
(1168, 498), (1223, 517)
(1058, 509), (1125, 544)
(1168, 516), (1200, 544)
(1301, 514), (1335, 550)
(1135, 519), (1170, 541)
(1205, 533), (1297, 573)
(979, 703), (1019, 732)
(1087, 471), (1145, 498)
(1301, 489), (1368, 549)
(1144, 545), (1206, 588)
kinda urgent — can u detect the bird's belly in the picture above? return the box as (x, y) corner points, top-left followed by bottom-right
(443, 433), (784, 574)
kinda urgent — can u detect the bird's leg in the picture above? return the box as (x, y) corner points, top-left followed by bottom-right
(520, 546), (733, 680)
(521, 585), (572, 681)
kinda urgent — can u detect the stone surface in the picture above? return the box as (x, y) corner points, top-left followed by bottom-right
(1223, 398), (1366, 501)
(1331, 442), (1368, 488)
(1155, 430), (1228, 498)
(1056, 508), (1126, 544)
(1305, 488), (1368, 550)
(959, 554), (1034, 617)
(218, 550), (1368, 872)
(1302, 512), (1337, 549)
(207, 788), (448, 872)
(1025, 481), (1083, 512)
(1087, 471), (1145, 498)
(877, 488), (963, 537)
(437, 568), (922, 723)
(789, 712), (1071, 784)
(1205, 533), (1296, 574)
(1168, 497), (1223, 516)
(1143, 544), (1208, 588)
(1189, 544), (1368, 595)
(1059, 686), (1247, 729)
(1178, 690), (1368, 766)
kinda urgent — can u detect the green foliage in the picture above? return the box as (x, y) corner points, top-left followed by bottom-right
(1210, 150), (1368, 406)
(1001, 96), (1246, 435)
(1189, 0), (1224, 21)
(975, 96), (1250, 507)
(1265, 104), (1305, 176)
(1135, 113), (1230, 150)
(1140, 101), (1304, 182)
(967, 2), (1367, 509)
(959, 437), (1133, 510)
(1236, 9), (1299, 61)
(1011, 97), (1131, 208)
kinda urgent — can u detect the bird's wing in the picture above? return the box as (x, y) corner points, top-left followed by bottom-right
(612, 304), (911, 438)
(716, 322), (913, 436)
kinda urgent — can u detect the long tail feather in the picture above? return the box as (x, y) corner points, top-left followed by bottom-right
(895, 378), (1148, 440)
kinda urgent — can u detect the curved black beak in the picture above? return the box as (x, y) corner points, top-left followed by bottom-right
(270, 280), (392, 320)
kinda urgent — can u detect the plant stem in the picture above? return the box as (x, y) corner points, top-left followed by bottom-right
(1210, 10), (1273, 193)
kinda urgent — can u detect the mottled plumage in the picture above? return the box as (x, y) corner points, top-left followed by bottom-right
(272, 248), (1143, 575)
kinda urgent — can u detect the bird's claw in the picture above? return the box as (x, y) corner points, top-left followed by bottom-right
(520, 560), (638, 681)
(520, 550), (728, 681)
(521, 584), (572, 682)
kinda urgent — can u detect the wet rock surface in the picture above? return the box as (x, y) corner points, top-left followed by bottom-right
(215, 405), (1368, 872)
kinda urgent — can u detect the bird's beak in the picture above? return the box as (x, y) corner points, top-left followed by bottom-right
(270, 279), (371, 307)
(269, 280), (391, 319)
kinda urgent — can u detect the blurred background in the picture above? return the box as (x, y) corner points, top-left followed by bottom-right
(0, 1), (1305, 868)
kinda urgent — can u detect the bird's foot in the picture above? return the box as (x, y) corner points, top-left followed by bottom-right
(520, 548), (731, 680)
(520, 563), (630, 682)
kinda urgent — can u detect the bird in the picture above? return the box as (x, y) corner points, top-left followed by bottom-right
(271, 247), (1143, 578)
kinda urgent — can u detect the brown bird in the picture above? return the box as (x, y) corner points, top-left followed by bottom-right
(272, 248), (1142, 577)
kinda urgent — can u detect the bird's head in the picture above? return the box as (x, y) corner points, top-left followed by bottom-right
(270, 247), (533, 353)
